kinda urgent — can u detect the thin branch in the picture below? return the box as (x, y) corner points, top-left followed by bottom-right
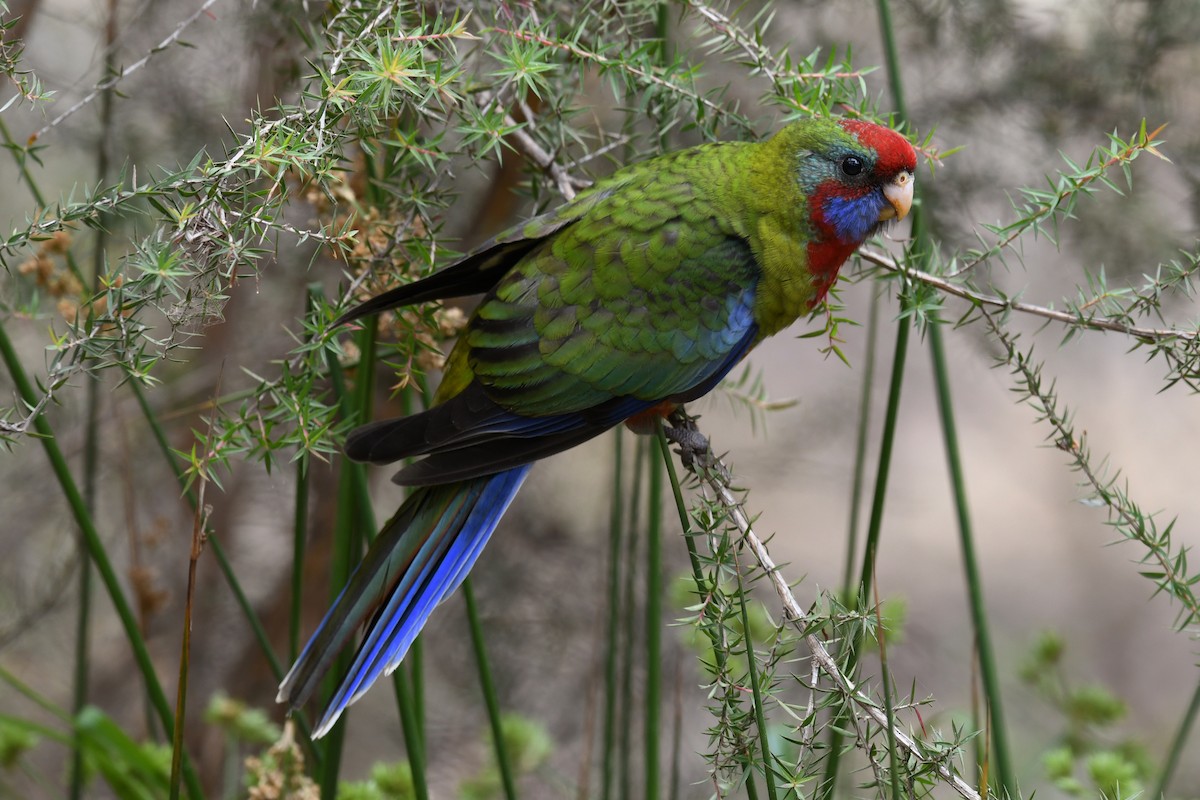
(505, 121), (582, 200)
(168, 368), (219, 800)
(31, 0), (222, 141)
(859, 246), (1197, 342)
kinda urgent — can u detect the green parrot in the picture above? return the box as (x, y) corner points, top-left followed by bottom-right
(280, 117), (916, 736)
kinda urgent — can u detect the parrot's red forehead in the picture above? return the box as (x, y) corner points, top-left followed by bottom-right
(838, 119), (917, 176)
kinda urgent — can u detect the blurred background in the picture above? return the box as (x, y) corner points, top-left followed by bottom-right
(2, 0), (1200, 797)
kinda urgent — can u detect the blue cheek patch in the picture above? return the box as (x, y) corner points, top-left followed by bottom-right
(823, 192), (886, 243)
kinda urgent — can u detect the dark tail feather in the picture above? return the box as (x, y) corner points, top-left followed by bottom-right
(278, 466), (531, 737)
(334, 239), (543, 326)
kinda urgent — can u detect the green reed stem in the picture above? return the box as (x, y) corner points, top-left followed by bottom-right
(619, 437), (645, 799)
(318, 322), (376, 795)
(841, 286), (881, 600)
(735, 557), (778, 800)
(929, 319), (1014, 791)
(602, 428), (624, 800)
(464, 578), (519, 800)
(645, 431), (663, 800)
(390, 663), (429, 800)
(0, 324), (203, 800)
(291, 456), (310, 663)
(1155, 672), (1200, 799)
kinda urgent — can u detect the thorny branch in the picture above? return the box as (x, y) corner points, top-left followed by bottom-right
(2, 2), (399, 439)
(948, 123), (1169, 278)
(980, 307), (1200, 628)
(859, 247), (1198, 342)
(678, 438), (981, 800)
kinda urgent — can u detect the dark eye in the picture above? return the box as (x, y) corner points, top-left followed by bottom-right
(840, 155), (865, 177)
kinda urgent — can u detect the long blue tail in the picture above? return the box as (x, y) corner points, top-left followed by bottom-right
(278, 465), (531, 737)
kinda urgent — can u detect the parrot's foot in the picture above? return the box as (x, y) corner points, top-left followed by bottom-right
(664, 410), (715, 472)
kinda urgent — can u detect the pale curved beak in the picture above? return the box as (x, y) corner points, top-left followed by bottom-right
(878, 171), (915, 222)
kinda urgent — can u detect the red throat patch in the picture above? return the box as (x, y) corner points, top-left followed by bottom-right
(805, 239), (859, 308)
